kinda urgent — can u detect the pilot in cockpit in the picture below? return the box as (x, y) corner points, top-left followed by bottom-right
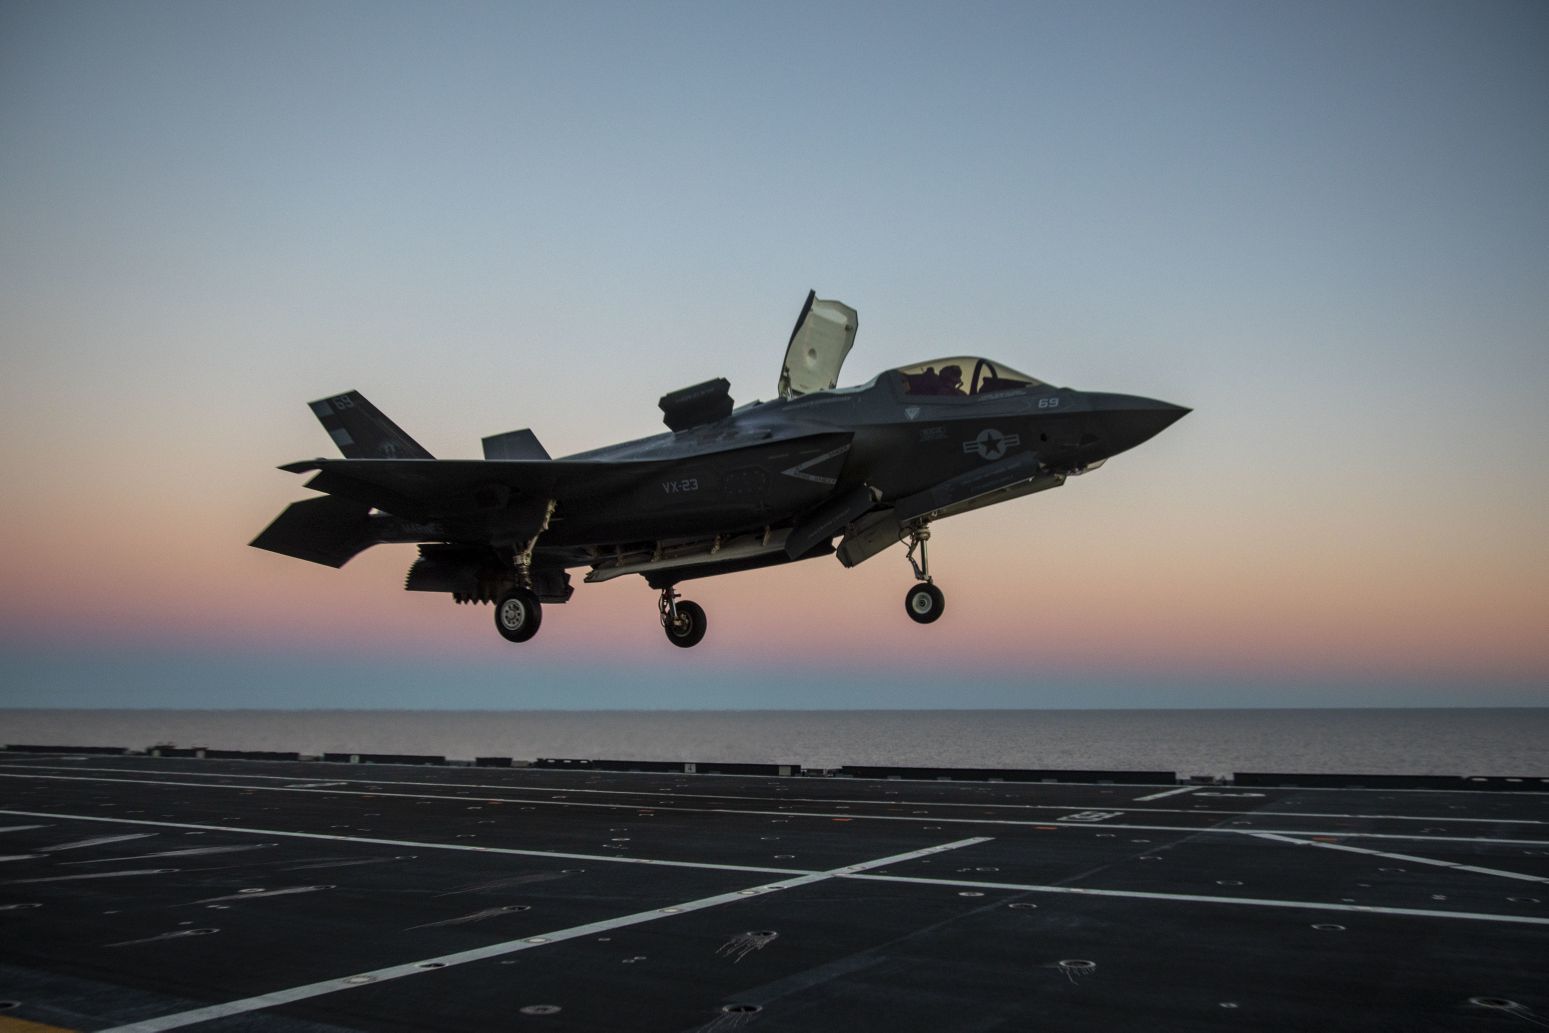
(903, 365), (965, 396)
(901, 363), (966, 396)
(937, 365), (964, 394)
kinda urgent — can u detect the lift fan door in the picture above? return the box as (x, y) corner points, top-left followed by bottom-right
(779, 291), (858, 399)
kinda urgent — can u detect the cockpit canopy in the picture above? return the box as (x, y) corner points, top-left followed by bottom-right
(894, 357), (1044, 397)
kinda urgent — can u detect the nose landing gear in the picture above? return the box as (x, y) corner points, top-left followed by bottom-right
(659, 587), (708, 648)
(903, 527), (945, 624)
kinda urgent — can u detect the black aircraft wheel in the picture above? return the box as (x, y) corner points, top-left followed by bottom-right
(494, 587), (543, 643)
(904, 583), (945, 624)
(664, 600), (707, 649)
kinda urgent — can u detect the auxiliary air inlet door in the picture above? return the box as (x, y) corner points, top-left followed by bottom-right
(778, 290), (858, 399)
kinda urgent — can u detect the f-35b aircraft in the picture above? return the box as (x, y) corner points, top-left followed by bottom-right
(253, 292), (1187, 647)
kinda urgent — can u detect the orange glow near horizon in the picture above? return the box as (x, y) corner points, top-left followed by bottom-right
(4, 455), (1545, 692)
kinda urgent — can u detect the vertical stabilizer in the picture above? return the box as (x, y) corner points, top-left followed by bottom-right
(308, 391), (434, 460)
(482, 428), (551, 461)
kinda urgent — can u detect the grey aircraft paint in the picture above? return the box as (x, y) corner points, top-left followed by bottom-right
(251, 292), (1188, 647)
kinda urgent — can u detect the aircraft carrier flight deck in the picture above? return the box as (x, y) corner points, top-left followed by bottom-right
(1, 748), (1545, 1032)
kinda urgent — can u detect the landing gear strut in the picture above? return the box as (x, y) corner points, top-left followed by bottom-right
(494, 501), (555, 644)
(903, 527), (945, 624)
(659, 587), (707, 648)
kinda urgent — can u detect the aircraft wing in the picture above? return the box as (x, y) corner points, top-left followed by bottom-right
(279, 457), (668, 518)
(257, 427), (856, 573)
(252, 456), (637, 567)
(279, 425), (856, 519)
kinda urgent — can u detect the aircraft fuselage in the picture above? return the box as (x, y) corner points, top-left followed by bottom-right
(253, 294), (1188, 646)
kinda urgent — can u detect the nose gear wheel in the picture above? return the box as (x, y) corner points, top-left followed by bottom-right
(905, 582), (945, 624)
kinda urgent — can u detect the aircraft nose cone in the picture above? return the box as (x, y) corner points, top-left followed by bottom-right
(1082, 392), (1190, 457)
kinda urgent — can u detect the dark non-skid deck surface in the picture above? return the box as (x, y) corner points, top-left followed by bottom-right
(0, 755), (1545, 1032)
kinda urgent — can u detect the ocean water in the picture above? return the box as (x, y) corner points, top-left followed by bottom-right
(1, 708), (1545, 777)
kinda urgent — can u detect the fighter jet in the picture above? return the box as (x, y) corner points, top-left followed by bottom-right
(252, 292), (1187, 647)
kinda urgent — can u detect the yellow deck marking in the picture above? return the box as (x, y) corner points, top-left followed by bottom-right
(0, 1017), (80, 1033)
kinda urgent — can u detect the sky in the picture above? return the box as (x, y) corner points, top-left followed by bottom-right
(1, 0), (1546, 709)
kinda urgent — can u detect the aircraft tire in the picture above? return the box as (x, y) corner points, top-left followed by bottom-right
(494, 587), (543, 643)
(664, 600), (707, 648)
(904, 583), (945, 624)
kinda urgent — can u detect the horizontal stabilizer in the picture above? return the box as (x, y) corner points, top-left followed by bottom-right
(482, 428), (550, 462)
(308, 391), (434, 460)
(249, 495), (377, 568)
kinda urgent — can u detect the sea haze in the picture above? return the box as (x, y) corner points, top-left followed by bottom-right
(1, 708), (1544, 778)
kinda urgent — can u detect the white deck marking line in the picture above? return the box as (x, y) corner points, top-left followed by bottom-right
(5, 868), (181, 885)
(4, 763), (1544, 825)
(0, 824), (48, 833)
(37, 832), (156, 853)
(91, 836), (991, 1033)
(842, 872), (1549, 927)
(1199, 782), (1549, 797)
(16, 792), (1548, 934)
(0, 755), (90, 762)
(1132, 786), (1199, 802)
(0, 809), (808, 877)
(5, 773), (1548, 847)
(1252, 832), (1549, 884)
(720, 807), (1549, 847)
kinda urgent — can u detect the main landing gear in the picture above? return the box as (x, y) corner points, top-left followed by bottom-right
(495, 503), (555, 644)
(659, 587), (708, 648)
(493, 582), (709, 648)
(903, 527), (945, 625)
(494, 586), (542, 643)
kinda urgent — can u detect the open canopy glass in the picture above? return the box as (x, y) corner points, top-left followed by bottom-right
(893, 357), (1045, 397)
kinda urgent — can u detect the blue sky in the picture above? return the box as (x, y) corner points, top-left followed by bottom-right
(1, 1), (1546, 708)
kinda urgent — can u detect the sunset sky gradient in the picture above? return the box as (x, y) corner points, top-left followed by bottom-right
(2, 1), (1545, 708)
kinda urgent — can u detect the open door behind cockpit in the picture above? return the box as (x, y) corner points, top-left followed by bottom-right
(778, 290), (858, 399)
